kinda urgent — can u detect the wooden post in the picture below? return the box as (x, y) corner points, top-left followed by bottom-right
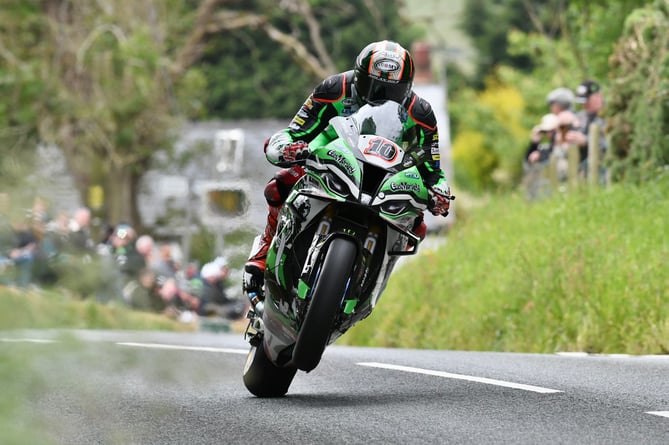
(549, 154), (559, 190)
(567, 144), (580, 190)
(587, 123), (600, 187)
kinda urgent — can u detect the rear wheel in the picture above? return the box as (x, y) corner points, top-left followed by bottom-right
(243, 339), (298, 397)
(292, 237), (357, 372)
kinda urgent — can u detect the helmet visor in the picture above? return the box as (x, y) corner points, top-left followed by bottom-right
(357, 75), (410, 104)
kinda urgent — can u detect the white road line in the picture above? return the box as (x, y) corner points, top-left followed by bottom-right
(0, 338), (56, 344)
(358, 362), (563, 394)
(646, 411), (669, 419)
(117, 341), (248, 355)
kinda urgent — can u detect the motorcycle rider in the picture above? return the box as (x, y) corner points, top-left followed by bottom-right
(243, 40), (452, 309)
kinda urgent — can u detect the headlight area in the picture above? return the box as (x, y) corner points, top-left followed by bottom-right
(379, 200), (410, 216)
(321, 171), (351, 198)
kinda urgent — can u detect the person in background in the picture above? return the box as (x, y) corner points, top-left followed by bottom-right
(196, 261), (246, 320)
(525, 113), (559, 165)
(546, 87), (575, 115)
(573, 80), (607, 179)
(8, 217), (37, 287)
(523, 113), (560, 200)
(551, 110), (582, 182)
(122, 268), (161, 312)
(67, 207), (94, 254)
(110, 224), (145, 281)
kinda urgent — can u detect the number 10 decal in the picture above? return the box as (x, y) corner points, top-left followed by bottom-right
(363, 137), (398, 162)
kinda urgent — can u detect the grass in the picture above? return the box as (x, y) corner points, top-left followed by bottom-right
(340, 175), (669, 354)
(0, 286), (195, 332)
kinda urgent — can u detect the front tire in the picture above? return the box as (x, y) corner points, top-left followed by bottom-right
(292, 237), (357, 372)
(243, 339), (298, 397)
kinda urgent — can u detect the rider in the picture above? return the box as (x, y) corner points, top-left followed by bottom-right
(243, 40), (452, 307)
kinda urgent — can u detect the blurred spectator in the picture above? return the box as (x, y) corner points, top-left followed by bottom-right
(525, 113), (559, 165)
(194, 261), (246, 320)
(122, 268), (162, 312)
(546, 87), (575, 114)
(574, 80), (607, 179)
(96, 223), (143, 303)
(110, 224), (145, 280)
(156, 276), (200, 319)
(136, 234), (177, 280)
(551, 110), (582, 182)
(67, 207), (94, 253)
(96, 222), (115, 256)
(524, 113), (559, 200)
(8, 218), (37, 287)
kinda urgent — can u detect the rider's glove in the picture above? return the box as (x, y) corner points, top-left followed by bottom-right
(427, 179), (453, 217)
(281, 141), (309, 163)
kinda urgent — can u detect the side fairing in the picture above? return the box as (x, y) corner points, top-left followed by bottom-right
(305, 141), (362, 200)
(372, 167), (428, 226)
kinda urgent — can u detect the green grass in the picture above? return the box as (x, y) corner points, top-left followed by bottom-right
(0, 286), (194, 332)
(341, 175), (669, 354)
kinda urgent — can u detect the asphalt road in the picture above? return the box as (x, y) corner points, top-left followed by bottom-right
(2, 330), (668, 444)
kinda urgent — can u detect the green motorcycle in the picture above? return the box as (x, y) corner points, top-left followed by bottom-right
(243, 100), (433, 397)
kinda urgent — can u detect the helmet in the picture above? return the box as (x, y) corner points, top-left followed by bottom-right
(354, 40), (414, 105)
(546, 87), (575, 110)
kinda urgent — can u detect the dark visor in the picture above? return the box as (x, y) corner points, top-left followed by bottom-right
(358, 76), (410, 104)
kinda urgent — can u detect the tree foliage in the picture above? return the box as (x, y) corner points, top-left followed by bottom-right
(607, 0), (669, 182)
(0, 1), (45, 189)
(198, 0), (421, 118)
(460, 0), (559, 89)
(0, 0), (416, 228)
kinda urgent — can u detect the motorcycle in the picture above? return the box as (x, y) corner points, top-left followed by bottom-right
(242, 100), (440, 397)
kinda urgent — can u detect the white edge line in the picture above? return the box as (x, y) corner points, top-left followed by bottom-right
(646, 411), (669, 419)
(357, 362), (563, 394)
(0, 338), (56, 344)
(117, 342), (248, 355)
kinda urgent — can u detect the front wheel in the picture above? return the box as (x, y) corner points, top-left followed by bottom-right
(243, 339), (298, 397)
(292, 237), (357, 372)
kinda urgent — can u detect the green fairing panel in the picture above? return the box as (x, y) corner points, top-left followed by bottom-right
(380, 167), (428, 201)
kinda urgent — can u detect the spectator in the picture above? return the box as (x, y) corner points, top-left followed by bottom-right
(8, 218), (37, 287)
(97, 224), (144, 303)
(135, 235), (177, 280)
(195, 262), (246, 320)
(155, 275), (200, 319)
(551, 110), (582, 182)
(546, 87), (575, 114)
(110, 224), (145, 280)
(525, 113), (559, 165)
(67, 207), (94, 253)
(96, 222), (115, 255)
(523, 113), (559, 200)
(574, 80), (607, 180)
(122, 268), (162, 312)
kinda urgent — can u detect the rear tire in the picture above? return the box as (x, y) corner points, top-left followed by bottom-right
(243, 339), (297, 397)
(292, 237), (357, 372)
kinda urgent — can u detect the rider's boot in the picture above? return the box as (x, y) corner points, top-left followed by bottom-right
(243, 204), (281, 312)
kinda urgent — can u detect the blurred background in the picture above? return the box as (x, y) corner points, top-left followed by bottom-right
(0, 0), (664, 301)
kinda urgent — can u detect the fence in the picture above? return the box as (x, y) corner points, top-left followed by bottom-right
(524, 123), (606, 200)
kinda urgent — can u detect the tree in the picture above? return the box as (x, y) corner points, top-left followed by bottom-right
(192, 0), (420, 118)
(0, 0), (417, 228)
(607, 0), (669, 182)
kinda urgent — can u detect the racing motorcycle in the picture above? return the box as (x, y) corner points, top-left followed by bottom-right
(242, 100), (443, 397)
